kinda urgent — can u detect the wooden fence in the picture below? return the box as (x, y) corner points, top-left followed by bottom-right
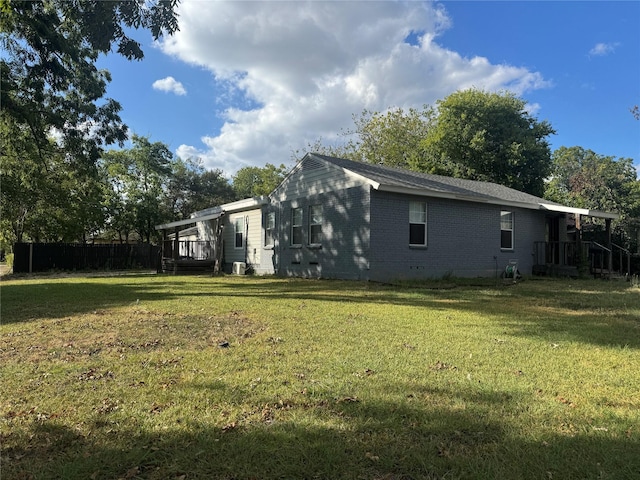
(12, 243), (159, 273)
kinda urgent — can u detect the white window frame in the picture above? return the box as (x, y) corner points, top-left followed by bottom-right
(264, 211), (275, 247)
(409, 201), (427, 247)
(234, 217), (244, 249)
(291, 207), (303, 246)
(500, 211), (514, 250)
(308, 205), (323, 246)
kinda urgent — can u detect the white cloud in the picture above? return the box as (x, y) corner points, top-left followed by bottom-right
(589, 42), (619, 57)
(160, 2), (550, 174)
(152, 76), (187, 95)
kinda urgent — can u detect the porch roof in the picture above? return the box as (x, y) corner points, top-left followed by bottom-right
(155, 196), (269, 231)
(539, 203), (619, 220)
(155, 210), (224, 231)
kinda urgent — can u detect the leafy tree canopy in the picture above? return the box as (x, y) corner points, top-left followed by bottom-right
(421, 89), (556, 197)
(545, 146), (640, 248)
(307, 90), (554, 197)
(232, 163), (288, 198)
(0, 0), (180, 166)
(302, 108), (431, 170)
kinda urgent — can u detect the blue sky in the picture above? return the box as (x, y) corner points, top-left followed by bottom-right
(97, 1), (640, 177)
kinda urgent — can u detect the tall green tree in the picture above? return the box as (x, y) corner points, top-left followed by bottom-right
(1, 0), (180, 166)
(421, 89), (555, 197)
(232, 163), (288, 198)
(302, 108), (431, 169)
(546, 146), (640, 249)
(165, 157), (235, 219)
(343, 108), (432, 169)
(102, 135), (172, 243)
(1, 115), (107, 245)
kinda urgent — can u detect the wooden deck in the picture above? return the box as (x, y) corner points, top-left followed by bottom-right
(161, 258), (217, 274)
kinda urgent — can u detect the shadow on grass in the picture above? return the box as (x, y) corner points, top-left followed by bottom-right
(2, 276), (639, 350)
(3, 381), (638, 480)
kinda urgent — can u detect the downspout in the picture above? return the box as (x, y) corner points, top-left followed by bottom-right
(606, 218), (613, 274)
(277, 201), (283, 275)
(244, 215), (249, 269)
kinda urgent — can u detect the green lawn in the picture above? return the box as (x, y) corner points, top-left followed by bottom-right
(1, 274), (639, 479)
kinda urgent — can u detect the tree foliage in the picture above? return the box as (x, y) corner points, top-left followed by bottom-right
(0, 0), (180, 166)
(101, 136), (173, 243)
(545, 146), (640, 248)
(303, 108), (431, 169)
(341, 108), (432, 169)
(166, 158), (235, 220)
(232, 163), (288, 198)
(308, 90), (555, 197)
(421, 89), (555, 197)
(0, 116), (106, 246)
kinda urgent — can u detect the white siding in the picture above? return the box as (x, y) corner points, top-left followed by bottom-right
(223, 208), (263, 269)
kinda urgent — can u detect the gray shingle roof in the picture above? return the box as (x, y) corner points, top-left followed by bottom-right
(310, 153), (561, 208)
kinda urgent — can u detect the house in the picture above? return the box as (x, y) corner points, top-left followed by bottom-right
(156, 153), (620, 280)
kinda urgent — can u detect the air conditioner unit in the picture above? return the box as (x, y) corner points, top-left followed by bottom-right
(232, 262), (246, 275)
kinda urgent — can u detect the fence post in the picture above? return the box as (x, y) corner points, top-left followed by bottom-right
(29, 243), (33, 273)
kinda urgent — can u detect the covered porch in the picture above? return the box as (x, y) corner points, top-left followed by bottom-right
(533, 205), (627, 278)
(155, 210), (225, 275)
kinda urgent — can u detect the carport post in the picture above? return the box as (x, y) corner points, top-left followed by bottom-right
(173, 228), (179, 274)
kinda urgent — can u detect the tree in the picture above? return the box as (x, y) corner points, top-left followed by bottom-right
(1, 115), (106, 245)
(301, 108), (432, 169)
(232, 163), (288, 198)
(1, 0), (179, 167)
(546, 146), (640, 249)
(102, 142), (237, 243)
(344, 108), (432, 169)
(421, 89), (556, 197)
(165, 157), (235, 219)
(102, 135), (172, 243)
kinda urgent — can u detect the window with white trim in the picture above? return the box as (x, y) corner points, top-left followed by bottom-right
(291, 207), (303, 246)
(309, 205), (323, 245)
(234, 217), (244, 249)
(409, 201), (427, 246)
(264, 211), (275, 247)
(500, 211), (514, 250)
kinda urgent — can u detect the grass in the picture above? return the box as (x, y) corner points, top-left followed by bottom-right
(1, 273), (639, 480)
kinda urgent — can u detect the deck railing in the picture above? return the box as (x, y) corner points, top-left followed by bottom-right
(162, 240), (215, 260)
(533, 241), (591, 267)
(534, 240), (632, 277)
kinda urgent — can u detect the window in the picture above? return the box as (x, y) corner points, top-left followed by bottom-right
(234, 217), (244, 249)
(291, 207), (303, 246)
(264, 212), (275, 247)
(409, 201), (427, 246)
(501, 211), (514, 250)
(309, 205), (323, 245)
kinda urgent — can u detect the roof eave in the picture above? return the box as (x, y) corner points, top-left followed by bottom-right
(375, 184), (541, 211)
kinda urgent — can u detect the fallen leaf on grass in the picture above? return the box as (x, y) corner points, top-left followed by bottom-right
(430, 361), (456, 371)
(78, 368), (114, 381)
(557, 396), (576, 408)
(337, 396), (359, 404)
(121, 466), (139, 479)
(149, 402), (172, 414)
(222, 421), (237, 432)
